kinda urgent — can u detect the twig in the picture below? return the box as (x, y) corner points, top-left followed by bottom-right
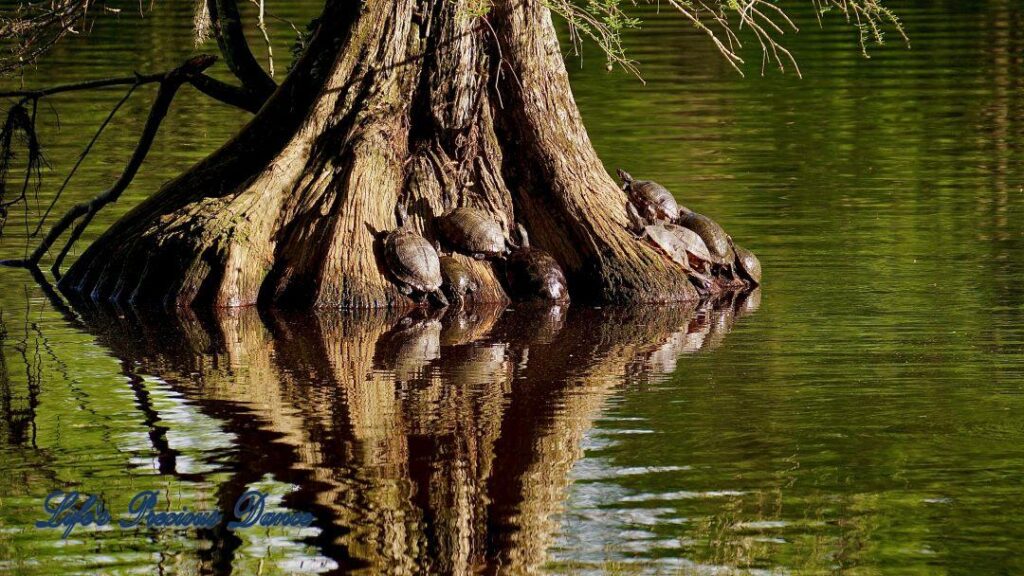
(248, 0), (275, 77)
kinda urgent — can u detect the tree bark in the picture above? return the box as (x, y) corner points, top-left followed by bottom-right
(59, 0), (697, 309)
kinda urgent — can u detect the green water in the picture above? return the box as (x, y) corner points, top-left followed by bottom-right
(2, 1), (1023, 574)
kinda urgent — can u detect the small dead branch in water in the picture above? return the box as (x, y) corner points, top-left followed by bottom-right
(0, 55), (217, 275)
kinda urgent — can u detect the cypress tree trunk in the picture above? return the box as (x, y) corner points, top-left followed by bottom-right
(60, 0), (697, 309)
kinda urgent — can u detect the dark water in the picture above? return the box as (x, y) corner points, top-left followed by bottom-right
(2, 1), (1024, 574)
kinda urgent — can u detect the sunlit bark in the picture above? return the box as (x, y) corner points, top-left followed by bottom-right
(59, 0), (697, 309)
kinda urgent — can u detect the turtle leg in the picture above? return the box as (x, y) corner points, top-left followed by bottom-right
(689, 271), (716, 296)
(644, 205), (659, 222)
(686, 254), (704, 272)
(442, 284), (463, 307)
(428, 289), (450, 308)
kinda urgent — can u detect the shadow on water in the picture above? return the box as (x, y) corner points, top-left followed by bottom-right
(26, 291), (757, 575)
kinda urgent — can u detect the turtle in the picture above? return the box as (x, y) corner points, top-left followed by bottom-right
(616, 169), (680, 222)
(383, 204), (449, 307)
(677, 207), (735, 270)
(436, 207), (509, 259)
(440, 255), (479, 305)
(664, 221), (715, 274)
(626, 203), (715, 292)
(731, 242), (762, 286)
(504, 224), (569, 302)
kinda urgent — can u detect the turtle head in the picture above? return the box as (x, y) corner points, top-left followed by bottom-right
(616, 168), (633, 187)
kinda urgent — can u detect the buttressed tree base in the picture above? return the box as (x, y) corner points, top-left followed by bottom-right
(59, 0), (694, 309)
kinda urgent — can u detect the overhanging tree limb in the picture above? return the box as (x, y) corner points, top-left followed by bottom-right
(0, 55), (218, 273)
(0, 70), (263, 112)
(207, 0), (277, 99)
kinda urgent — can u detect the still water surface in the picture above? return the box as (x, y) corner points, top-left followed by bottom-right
(1, 1), (1023, 574)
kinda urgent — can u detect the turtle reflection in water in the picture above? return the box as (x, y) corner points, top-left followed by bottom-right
(374, 310), (443, 381)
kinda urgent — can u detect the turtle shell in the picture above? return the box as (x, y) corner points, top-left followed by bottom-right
(678, 212), (734, 265)
(627, 180), (679, 221)
(436, 207), (507, 257)
(665, 223), (713, 265)
(384, 229), (443, 293)
(641, 224), (693, 271)
(733, 245), (762, 285)
(505, 248), (569, 302)
(440, 256), (477, 295)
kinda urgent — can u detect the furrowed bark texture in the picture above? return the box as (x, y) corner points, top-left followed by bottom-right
(60, 0), (697, 309)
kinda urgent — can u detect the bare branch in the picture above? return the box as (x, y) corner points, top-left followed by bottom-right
(0, 72), (163, 99)
(32, 83), (137, 237)
(189, 73), (265, 112)
(207, 0), (276, 97)
(0, 55), (218, 272)
(248, 0), (275, 77)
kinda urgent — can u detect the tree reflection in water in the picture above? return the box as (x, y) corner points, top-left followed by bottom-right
(53, 292), (758, 574)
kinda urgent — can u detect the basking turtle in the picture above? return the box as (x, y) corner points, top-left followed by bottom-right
(505, 224), (569, 302)
(617, 169), (680, 222)
(626, 203), (714, 291)
(664, 221), (714, 274)
(439, 255), (478, 305)
(677, 208), (735, 269)
(731, 242), (762, 286)
(383, 204), (449, 307)
(436, 207), (509, 259)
